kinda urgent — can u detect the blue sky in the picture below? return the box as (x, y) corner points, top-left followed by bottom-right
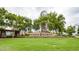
(4, 7), (79, 27)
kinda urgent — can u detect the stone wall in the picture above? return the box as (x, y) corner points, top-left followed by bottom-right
(26, 32), (57, 37)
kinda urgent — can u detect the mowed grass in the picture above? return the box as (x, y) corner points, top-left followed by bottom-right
(0, 37), (79, 51)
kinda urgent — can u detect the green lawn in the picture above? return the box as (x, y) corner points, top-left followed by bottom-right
(0, 37), (79, 51)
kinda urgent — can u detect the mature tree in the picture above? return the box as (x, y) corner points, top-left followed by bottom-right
(5, 13), (32, 31)
(47, 12), (57, 32)
(5, 13), (17, 27)
(47, 12), (65, 34)
(77, 26), (79, 35)
(0, 8), (8, 26)
(33, 19), (40, 31)
(66, 26), (75, 36)
(57, 14), (65, 35)
(0, 7), (33, 38)
(33, 10), (66, 35)
(24, 17), (32, 32)
(0, 8), (32, 32)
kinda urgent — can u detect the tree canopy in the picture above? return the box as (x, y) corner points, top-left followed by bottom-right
(33, 11), (66, 35)
(0, 7), (32, 31)
(66, 26), (75, 36)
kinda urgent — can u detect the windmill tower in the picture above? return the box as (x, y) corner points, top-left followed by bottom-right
(40, 10), (48, 32)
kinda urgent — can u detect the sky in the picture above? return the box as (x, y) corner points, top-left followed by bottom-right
(4, 7), (79, 27)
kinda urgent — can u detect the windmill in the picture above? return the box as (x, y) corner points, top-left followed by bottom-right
(40, 10), (49, 32)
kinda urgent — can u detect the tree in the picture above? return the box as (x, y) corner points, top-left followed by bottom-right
(33, 19), (40, 31)
(47, 12), (65, 35)
(0, 8), (32, 32)
(66, 26), (75, 36)
(48, 12), (65, 34)
(5, 13), (17, 27)
(77, 26), (79, 35)
(47, 12), (57, 32)
(57, 14), (65, 35)
(24, 17), (32, 32)
(0, 7), (8, 26)
(5, 13), (32, 31)
(33, 10), (66, 35)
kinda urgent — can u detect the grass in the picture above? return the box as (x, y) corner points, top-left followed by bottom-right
(0, 37), (79, 51)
